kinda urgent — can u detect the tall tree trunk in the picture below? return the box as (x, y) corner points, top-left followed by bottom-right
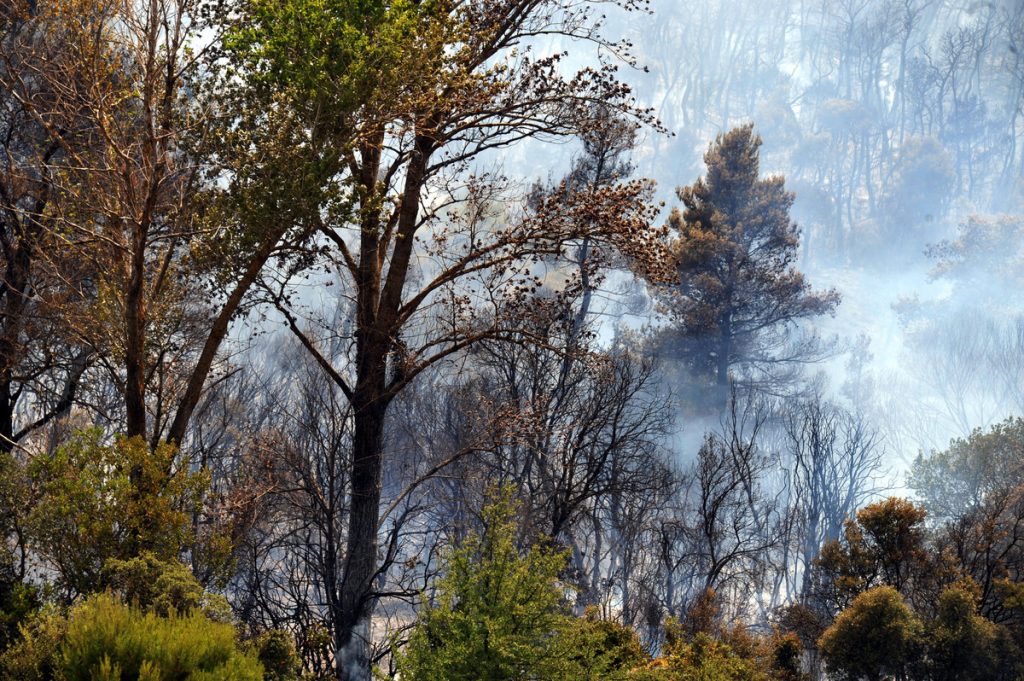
(716, 313), (732, 408)
(0, 380), (13, 454)
(336, 338), (389, 681)
(124, 225), (148, 439)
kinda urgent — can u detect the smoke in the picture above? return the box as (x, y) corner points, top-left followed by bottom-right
(550, 0), (1024, 473)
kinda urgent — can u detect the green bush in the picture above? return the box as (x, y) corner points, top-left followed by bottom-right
(394, 488), (661, 681)
(255, 629), (304, 681)
(558, 608), (649, 680)
(395, 487), (574, 680)
(0, 571), (38, 652)
(818, 586), (920, 681)
(633, 632), (773, 681)
(0, 607), (67, 681)
(60, 593), (263, 681)
(25, 430), (209, 599)
(102, 553), (231, 622)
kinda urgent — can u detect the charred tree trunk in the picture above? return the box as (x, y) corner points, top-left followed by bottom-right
(0, 248), (29, 452)
(335, 338), (389, 681)
(333, 135), (431, 681)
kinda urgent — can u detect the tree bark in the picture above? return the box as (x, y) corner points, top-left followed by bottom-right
(124, 223), (148, 439)
(335, 341), (389, 681)
(166, 232), (286, 445)
(716, 311), (732, 408)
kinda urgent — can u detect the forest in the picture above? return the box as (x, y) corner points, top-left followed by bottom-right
(1, 0), (1023, 679)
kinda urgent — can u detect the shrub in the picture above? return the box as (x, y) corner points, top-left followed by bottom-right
(0, 607), (67, 681)
(103, 553), (231, 621)
(394, 487), (572, 680)
(25, 430), (209, 599)
(559, 608), (649, 680)
(818, 586), (920, 681)
(60, 592), (263, 680)
(637, 631), (772, 681)
(255, 629), (304, 681)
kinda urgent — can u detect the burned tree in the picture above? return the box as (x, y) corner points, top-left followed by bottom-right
(654, 125), (840, 405)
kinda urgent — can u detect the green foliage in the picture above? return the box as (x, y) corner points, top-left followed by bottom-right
(818, 586), (920, 681)
(635, 604), (788, 681)
(636, 632), (772, 681)
(0, 561), (37, 651)
(103, 553), (231, 622)
(0, 453), (36, 650)
(255, 629), (304, 681)
(559, 608), (650, 680)
(223, 0), (444, 110)
(205, 0), (456, 266)
(395, 487), (574, 680)
(923, 580), (1022, 681)
(909, 417), (1024, 520)
(0, 607), (67, 681)
(59, 592), (263, 681)
(24, 430), (209, 599)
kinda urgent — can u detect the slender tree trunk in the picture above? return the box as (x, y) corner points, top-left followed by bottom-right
(336, 335), (389, 681)
(716, 313), (732, 408)
(167, 232), (286, 445)
(124, 224), (148, 439)
(0, 381), (13, 454)
(0, 224), (33, 451)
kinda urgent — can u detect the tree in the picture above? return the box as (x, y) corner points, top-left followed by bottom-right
(225, 1), (669, 676)
(880, 136), (956, 252)
(0, 1), (93, 452)
(22, 429), (209, 600)
(0, 0), (208, 442)
(655, 124), (839, 404)
(395, 488), (572, 681)
(814, 498), (946, 614)
(670, 399), (782, 618)
(818, 586), (921, 681)
(914, 421), (1024, 624)
(458, 308), (671, 578)
(910, 418), (1024, 521)
(0, 0), (337, 448)
(782, 397), (884, 603)
(926, 214), (1024, 310)
(924, 580), (1021, 681)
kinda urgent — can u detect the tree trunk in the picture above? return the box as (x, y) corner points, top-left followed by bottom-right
(166, 232), (286, 445)
(716, 313), (732, 408)
(0, 381), (13, 454)
(124, 225), (148, 439)
(335, 336), (389, 681)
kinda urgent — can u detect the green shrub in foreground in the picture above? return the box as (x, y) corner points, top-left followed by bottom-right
(60, 593), (263, 681)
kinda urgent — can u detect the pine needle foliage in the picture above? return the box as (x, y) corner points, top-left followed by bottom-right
(396, 487), (573, 681)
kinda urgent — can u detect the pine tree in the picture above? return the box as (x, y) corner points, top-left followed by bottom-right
(657, 124), (839, 403)
(395, 488), (572, 681)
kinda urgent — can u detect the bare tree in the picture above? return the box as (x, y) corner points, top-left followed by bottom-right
(782, 397), (885, 603)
